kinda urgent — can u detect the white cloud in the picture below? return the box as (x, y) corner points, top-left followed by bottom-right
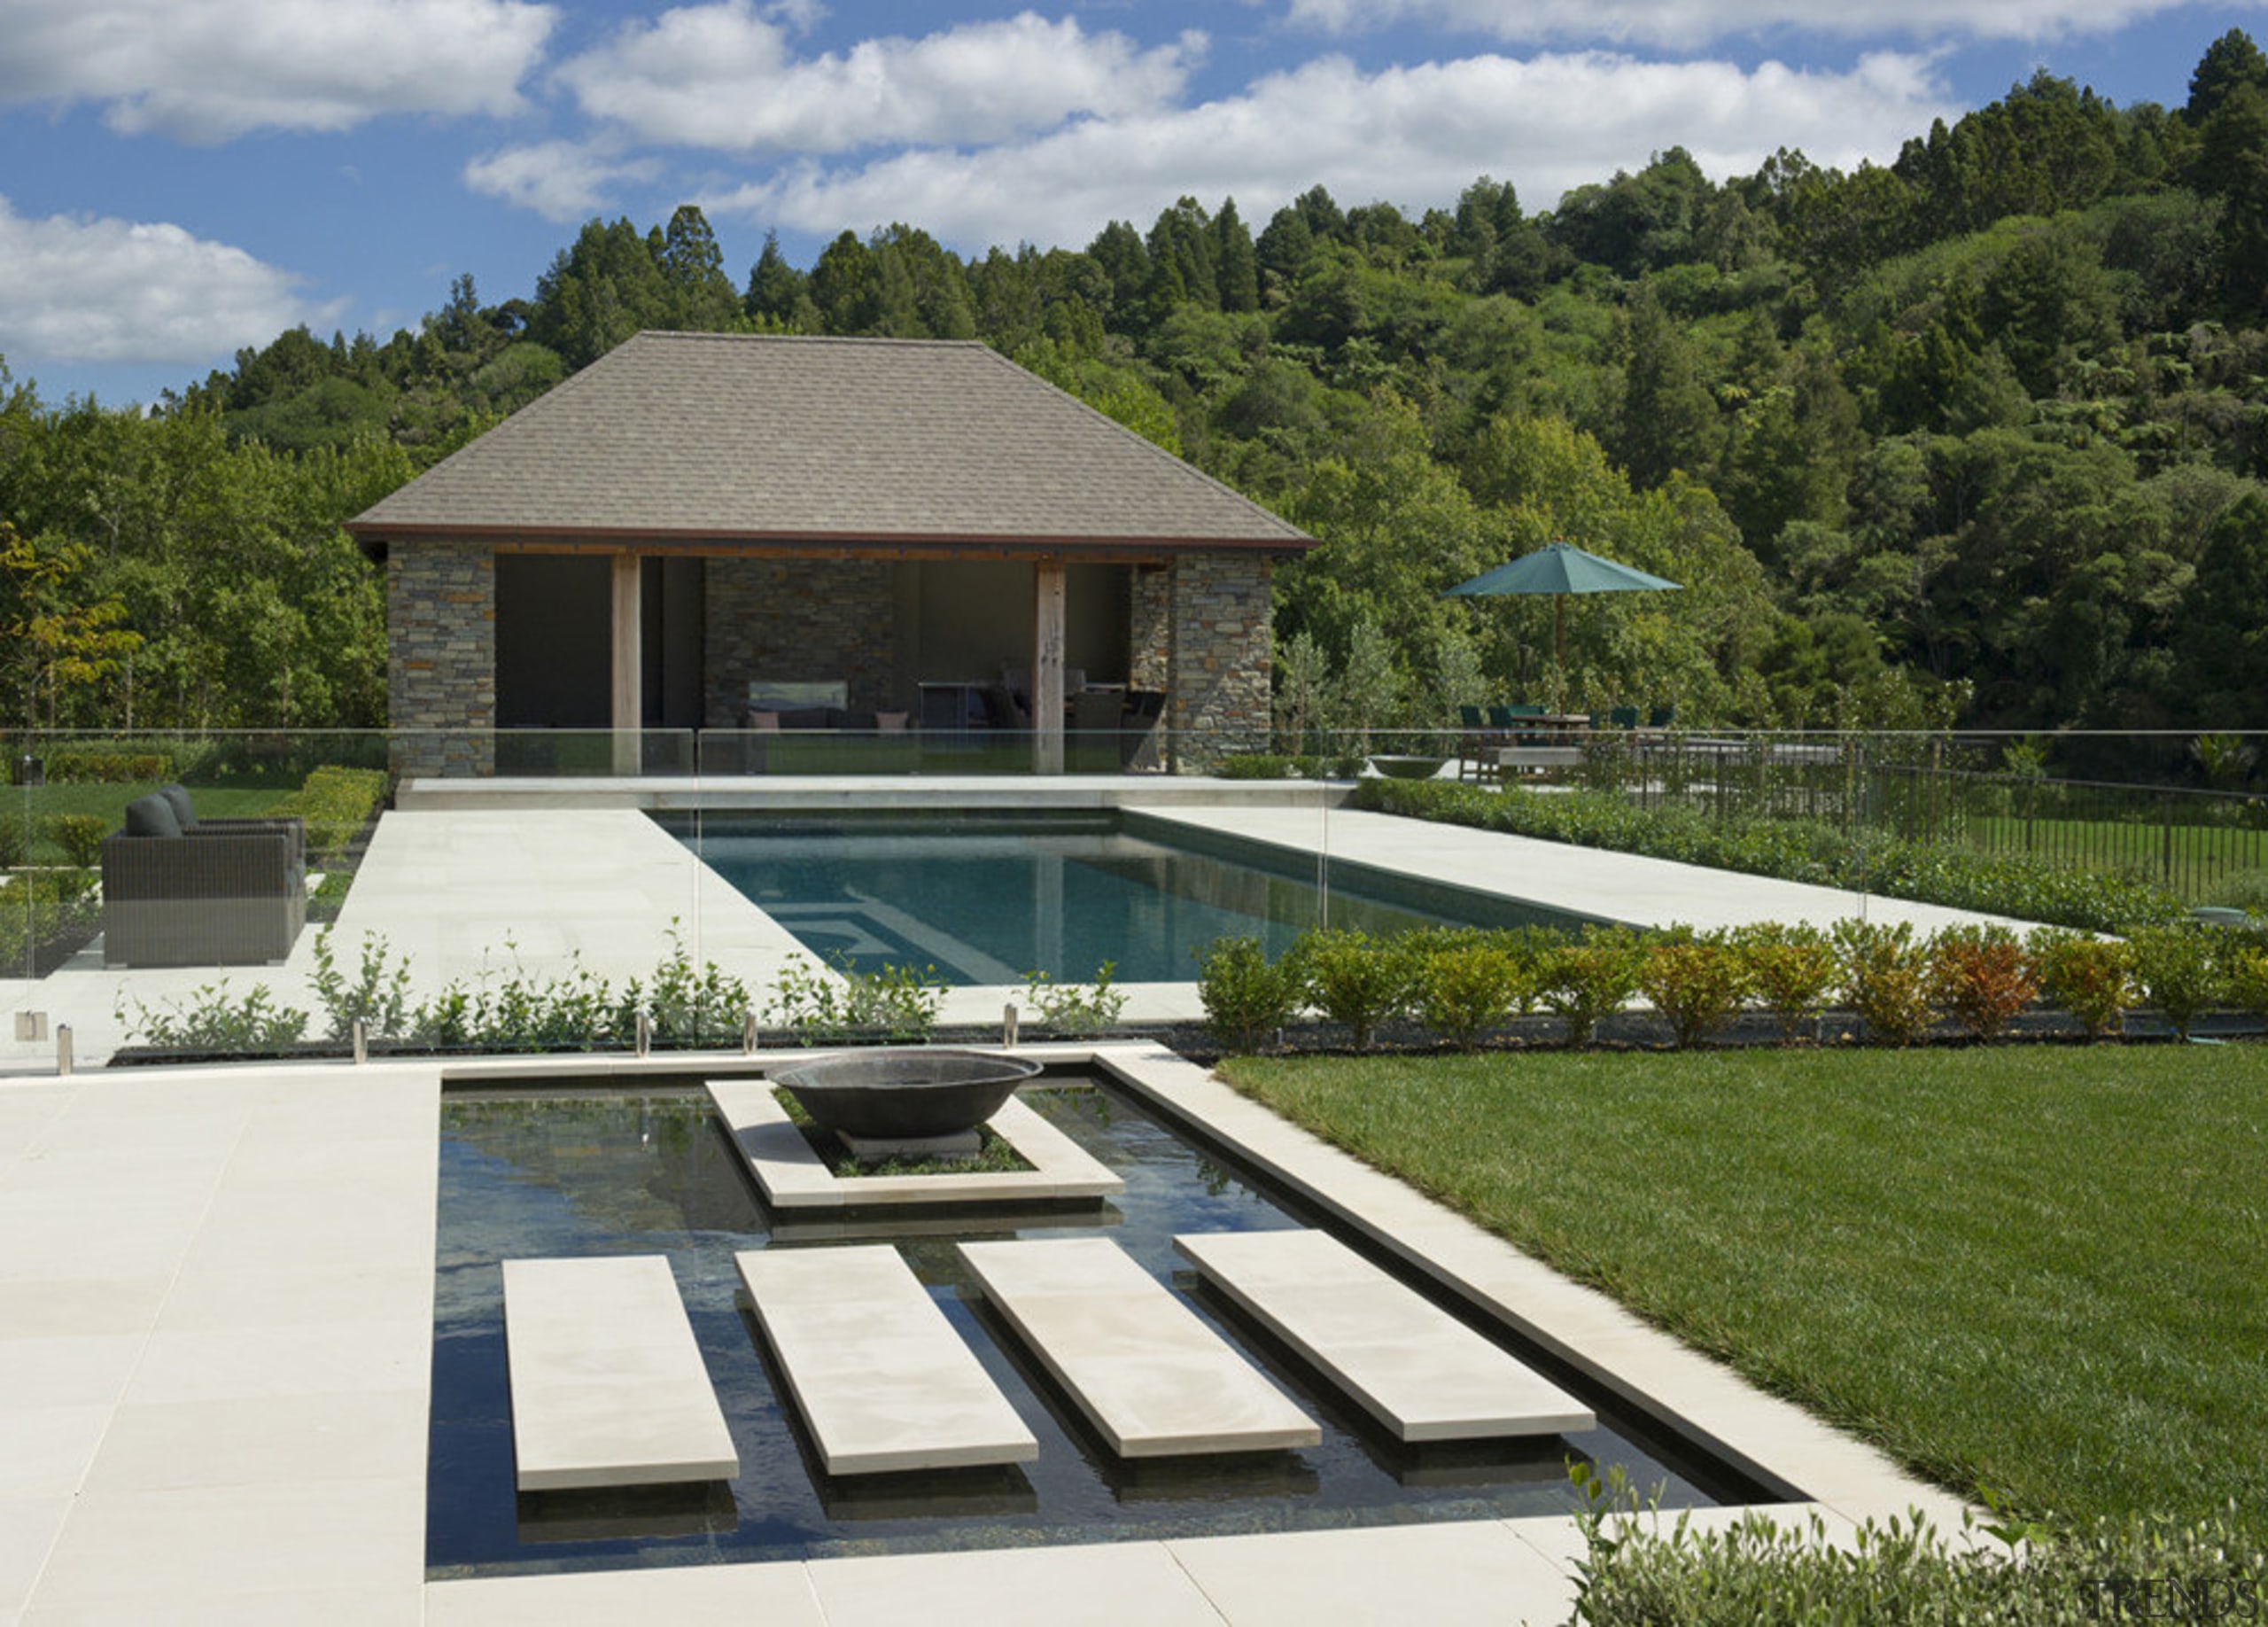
(557, 3), (1200, 153)
(0, 197), (332, 364)
(0, 0), (555, 141)
(703, 50), (1953, 250)
(462, 141), (664, 221)
(1279, 0), (2249, 47)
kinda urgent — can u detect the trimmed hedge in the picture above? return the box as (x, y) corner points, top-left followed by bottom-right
(37, 738), (219, 782)
(1352, 778), (2189, 935)
(0, 869), (99, 975)
(1194, 918), (2264, 1052)
(269, 767), (389, 869)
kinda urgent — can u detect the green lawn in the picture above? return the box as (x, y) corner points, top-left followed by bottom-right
(12, 781), (293, 863)
(1958, 811), (2266, 899)
(1221, 1045), (2268, 1534)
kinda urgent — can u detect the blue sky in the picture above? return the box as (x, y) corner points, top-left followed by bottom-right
(2, 0), (2259, 407)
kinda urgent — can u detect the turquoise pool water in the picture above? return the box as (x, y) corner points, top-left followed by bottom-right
(664, 810), (1581, 985)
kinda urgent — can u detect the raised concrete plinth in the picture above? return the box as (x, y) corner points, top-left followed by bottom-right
(957, 1237), (1319, 1458)
(736, 1245), (1038, 1475)
(708, 1080), (1123, 1210)
(1176, 1229), (1596, 1443)
(501, 1255), (740, 1491)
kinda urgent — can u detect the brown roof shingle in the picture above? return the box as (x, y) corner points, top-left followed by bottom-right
(348, 331), (1311, 552)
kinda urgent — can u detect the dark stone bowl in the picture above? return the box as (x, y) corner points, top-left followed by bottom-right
(1369, 754), (1449, 780)
(768, 1048), (1044, 1140)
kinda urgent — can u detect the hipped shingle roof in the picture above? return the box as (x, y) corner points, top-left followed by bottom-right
(348, 331), (1311, 553)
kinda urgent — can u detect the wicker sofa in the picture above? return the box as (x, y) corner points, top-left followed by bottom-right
(100, 786), (307, 968)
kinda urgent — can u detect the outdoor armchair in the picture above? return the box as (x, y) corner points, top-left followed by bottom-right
(101, 790), (306, 968)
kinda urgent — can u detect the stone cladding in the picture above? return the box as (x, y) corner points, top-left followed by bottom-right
(703, 557), (898, 722)
(386, 539), (493, 776)
(1166, 552), (1272, 769)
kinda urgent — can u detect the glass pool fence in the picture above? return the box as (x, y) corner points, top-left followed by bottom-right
(4, 724), (2264, 1068)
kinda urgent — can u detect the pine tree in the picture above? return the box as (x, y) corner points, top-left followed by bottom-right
(1214, 198), (1260, 313)
(743, 231), (807, 327)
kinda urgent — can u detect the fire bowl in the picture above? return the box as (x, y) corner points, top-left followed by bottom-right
(768, 1048), (1044, 1140)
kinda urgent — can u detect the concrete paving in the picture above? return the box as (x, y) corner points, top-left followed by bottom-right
(736, 1244), (1038, 1475)
(0, 782), (2005, 1621)
(501, 1255), (740, 1491)
(1174, 1228), (1595, 1443)
(1134, 803), (2039, 937)
(958, 1236), (1324, 1459)
(0, 1043), (1972, 1626)
(709, 1080), (1123, 1208)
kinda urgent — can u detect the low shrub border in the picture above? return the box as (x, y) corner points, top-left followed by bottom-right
(117, 930), (1152, 1058)
(1352, 778), (2190, 936)
(1193, 920), (2264, 1053)
(268, 766), (390, 870)
(1572, 1496), (2268, 1624)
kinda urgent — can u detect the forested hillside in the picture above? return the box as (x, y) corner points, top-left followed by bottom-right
(7, 30), (2268, 761)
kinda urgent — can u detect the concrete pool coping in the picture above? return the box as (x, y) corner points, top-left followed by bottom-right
(0, 1039), (1975, 1625)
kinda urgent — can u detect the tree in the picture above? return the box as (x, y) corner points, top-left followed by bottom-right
(1214, 198), (1260, 314)
(1612, 285), (1718, 489)
(658, 205), (742, 331)
(1084, 220), (1149, 327)
(2186, 28), (2268, 126)
(744, 231), (812, 330)
(0, 523), (141, 731)
(527, 218), (674, 368)
(2171, 490), (2268, 720)
(806, 230), (880, 332)
(2194, 80), (2268, 307)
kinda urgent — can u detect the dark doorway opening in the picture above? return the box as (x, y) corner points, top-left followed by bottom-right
(495, 555), (705, 731)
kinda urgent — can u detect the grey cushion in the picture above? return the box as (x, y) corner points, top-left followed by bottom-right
(158, 783), (198, 829)
(124, 793), (183, 838)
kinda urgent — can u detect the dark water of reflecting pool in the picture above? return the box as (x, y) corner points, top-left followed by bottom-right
(427, 1080), (1743, 1579)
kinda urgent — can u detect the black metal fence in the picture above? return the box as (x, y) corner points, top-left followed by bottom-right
(1561, 732), (2268, 901)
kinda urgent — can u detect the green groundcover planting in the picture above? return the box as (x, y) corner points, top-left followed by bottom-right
(1221, 1045), (2268, 1540)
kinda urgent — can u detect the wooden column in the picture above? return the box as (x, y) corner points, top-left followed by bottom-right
(610, 553), (641, 776)
(1032, 559), (1067, 775)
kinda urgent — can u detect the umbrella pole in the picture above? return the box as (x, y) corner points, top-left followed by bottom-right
(1553, 595), (1565, 710)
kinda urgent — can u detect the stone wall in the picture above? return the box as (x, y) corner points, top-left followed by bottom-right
(386, 539), (494, 777)
(1129, 564), (1170, 691)
(1166, 551), (1273, 769)
(703, 557), (898, 723)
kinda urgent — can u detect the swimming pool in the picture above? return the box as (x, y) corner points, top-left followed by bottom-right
(664, 810), (1582, 985)
(426, 1078), (1744, 1577)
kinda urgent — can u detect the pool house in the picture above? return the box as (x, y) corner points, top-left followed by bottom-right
(348, 331), (1314, 777)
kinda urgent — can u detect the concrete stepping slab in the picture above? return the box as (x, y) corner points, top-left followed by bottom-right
(735, 1245), (1037, 1475)
(955, 1236), (1318, 1459)
(501, 1255), (739, 1491)
(708, 1081), (1122, 1210)
(1175, 1228), (1595, 1443)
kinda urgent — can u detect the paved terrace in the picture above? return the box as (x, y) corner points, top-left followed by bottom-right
(0, 1041), (1972, 1625)
(4, 778), (2029, 1073)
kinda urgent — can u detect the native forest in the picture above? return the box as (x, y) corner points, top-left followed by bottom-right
(6, 29), (2268, 780)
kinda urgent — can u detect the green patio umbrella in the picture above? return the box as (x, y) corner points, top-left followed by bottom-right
(1444, 540), (1682, 688)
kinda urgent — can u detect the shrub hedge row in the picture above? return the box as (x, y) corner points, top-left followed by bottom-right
(1574, 1498), (2267, 1625)
(1195, 921), (2268, 1052)
(268, 767), (389, 869)
(1351, 779), (2190, 936)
